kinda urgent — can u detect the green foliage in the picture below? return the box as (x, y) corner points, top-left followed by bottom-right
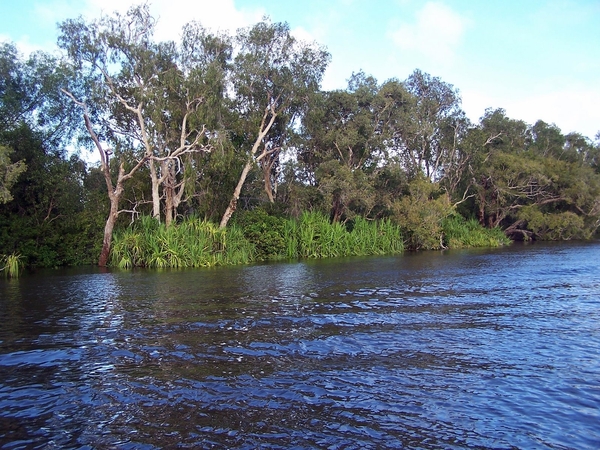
(348, 216), (404, 256)
(295, 210), (348, 258)
(392, 177), (453, 250)
(110, 211), (405, 268)
(294, 211), (403, 259)
(0, 252), (23, 278)
(111, 217), (254, 268)
(0, 145), (26, 203)
(442, 215), (510, 248)
(235, 208), (287, 260)
(0, 124), (101, 267)
(517, 206), (590, 240)
(316, 160), (377, 222)
(3, 7), (600, 269)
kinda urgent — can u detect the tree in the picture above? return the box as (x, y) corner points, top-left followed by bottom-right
(0, 123), (96, 267)
(391, 176), (453, 250)
(462, 109), (600, 238)
(0, 42), (78, 147)
(219, 19), (329, 228)
(528, 120), (565, 159)
(0, 42), (79, 205)
(58, 5), (225, 264)
(0, 145), (25, 203)
(0, 41), (98, 266)
(399, 69), (467, 181)
(300, 73), (412, 221)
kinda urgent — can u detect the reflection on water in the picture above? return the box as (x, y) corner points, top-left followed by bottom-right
(1, 242), (600, 448)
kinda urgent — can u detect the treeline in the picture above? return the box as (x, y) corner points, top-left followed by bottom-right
(0, 4), (599, 271)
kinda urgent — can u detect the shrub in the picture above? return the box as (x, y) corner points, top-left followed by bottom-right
(235, 208), (287, 260)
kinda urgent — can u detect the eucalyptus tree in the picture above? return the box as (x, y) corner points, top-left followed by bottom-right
(463, 108), (600, 238)
(528, 120), (565, 159)
(399, 69), (467, 183)
(562, 132), (599, 168)
(58, 5), (227, 265)
(0, 41), (98, 266)
(218, 20), (329, 228)
(0, 42), (79, 204)
(0, 42), (78, 147)
(0, 145), (25, 204)
(298, 73), (413, 221)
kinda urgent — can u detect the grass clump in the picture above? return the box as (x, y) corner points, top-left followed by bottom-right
(110, 211), (405, 269)
(442, 214), (510, 248)
(0, 252), (23, 278)
(111, 216), (254, 269)
(110, 209), (510, 270)
(293, 211), (403, 259)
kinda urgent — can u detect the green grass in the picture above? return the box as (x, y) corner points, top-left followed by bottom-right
(291, 212), (403, 259)
(111, 217), (254, 268)
(111, 212), (405, 268)
(0, 252), (24, 278)
(110, 211), (509, 269)
(442, 215), (511, 248)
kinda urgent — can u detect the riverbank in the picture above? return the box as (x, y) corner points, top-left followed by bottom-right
(109, 210), (509, 269)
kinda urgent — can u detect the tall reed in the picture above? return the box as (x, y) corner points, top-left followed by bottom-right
(295, 211), (404, 259)
(1, 253), (23, 278)
(442, 215), (510, 248)
(111, 212), (406, 269)
(111, 217), (254, 268)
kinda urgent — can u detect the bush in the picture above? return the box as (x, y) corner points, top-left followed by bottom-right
(392, 178), (453, 250)
(235, 208), (288, 260)
(518, 206), (591, 240)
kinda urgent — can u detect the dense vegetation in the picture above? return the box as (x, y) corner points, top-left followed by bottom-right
(1, 5), (598, 273)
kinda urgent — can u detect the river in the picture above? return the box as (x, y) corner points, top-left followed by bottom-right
(1, 241), (599, 449)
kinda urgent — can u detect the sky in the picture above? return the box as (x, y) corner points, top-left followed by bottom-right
(1, 0), (599, 139)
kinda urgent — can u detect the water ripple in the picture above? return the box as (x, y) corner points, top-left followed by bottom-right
(1, 242), (599, 448)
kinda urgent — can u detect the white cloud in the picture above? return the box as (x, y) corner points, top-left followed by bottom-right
(461, 86), (600, 139)
(290, 25), (318, 45)
(83, 0), (264, 41)
(507, 88), (600, 138)
(389, 2), (469, 65)
(0, 33), (38, 55)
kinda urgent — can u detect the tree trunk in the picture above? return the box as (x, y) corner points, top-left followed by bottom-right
(219, 107), (278, 229)
(264, 171), (275, 203)
(164, 161), (186, 227)
(164, 163), (174, 227)
(149, 159), (161, 222)
(219, 158), (253, 229)
(98, 199), (119, 267)
(63, 92), (149, 267)
(260, 149), (279, 203)
(98, 161), (127, 266)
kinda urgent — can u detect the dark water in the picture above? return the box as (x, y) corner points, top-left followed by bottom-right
(1, 242), (599, 449)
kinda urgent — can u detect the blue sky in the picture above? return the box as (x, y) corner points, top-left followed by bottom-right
(1, 0), (599, 139)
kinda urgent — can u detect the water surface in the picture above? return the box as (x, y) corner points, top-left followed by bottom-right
(1, 241), (599, 448)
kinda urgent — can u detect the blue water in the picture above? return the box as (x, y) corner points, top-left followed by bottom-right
(1, 241), (599, 449)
